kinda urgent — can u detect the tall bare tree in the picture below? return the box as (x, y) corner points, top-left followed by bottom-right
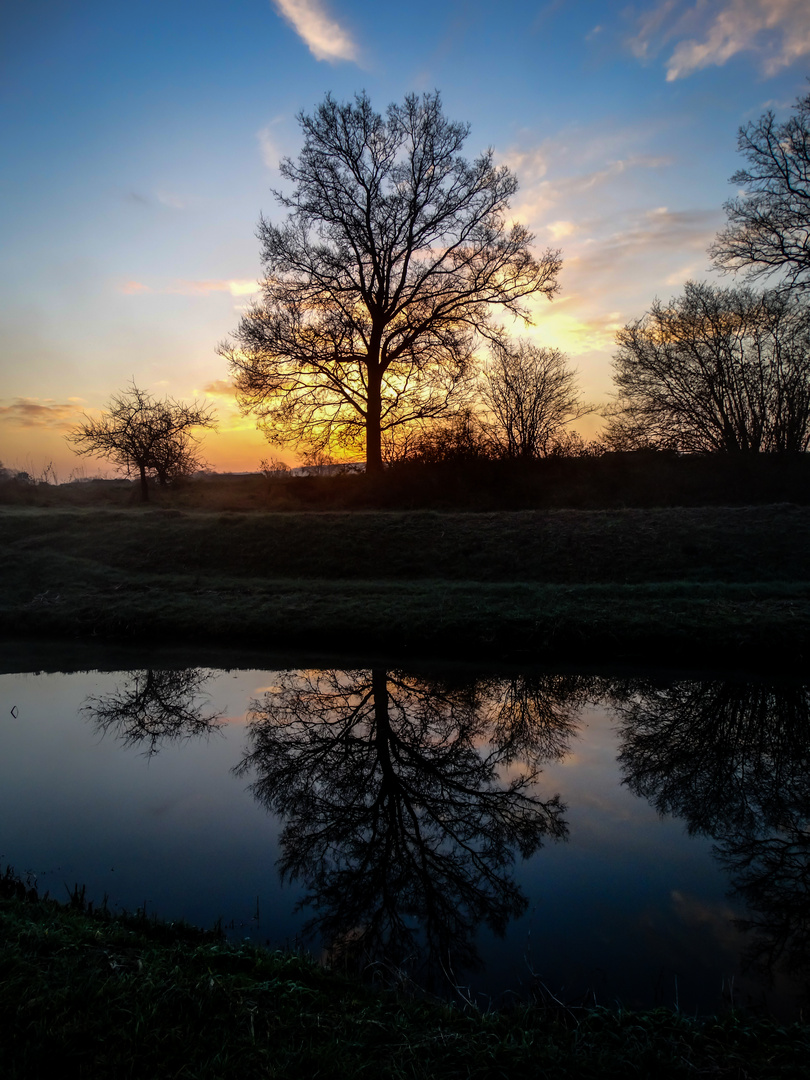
(220, 91), (562, 473)
(605, 282), (810, 454)
(482, 338), (590, 459)
(67, 383), (217, 501)
(710, 88), (810, 292)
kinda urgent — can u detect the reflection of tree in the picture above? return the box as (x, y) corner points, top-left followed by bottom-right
(237, 669), (573, 988)
(82, 669), (224, 756)
(612, 678), (810, 992)
(480, 673), (592, 766)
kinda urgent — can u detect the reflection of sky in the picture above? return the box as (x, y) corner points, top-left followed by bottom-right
(2, 1), (810, 473)
(481, 704), (750, 1012)
(0, 668), (294, 941)
(0, 663), (799, 1015)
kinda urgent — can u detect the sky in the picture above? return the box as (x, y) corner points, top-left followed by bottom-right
(2, 0), (810, 477)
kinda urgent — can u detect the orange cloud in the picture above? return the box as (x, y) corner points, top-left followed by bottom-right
(202, 379), (240, 399)
(0, 397), (82, 429)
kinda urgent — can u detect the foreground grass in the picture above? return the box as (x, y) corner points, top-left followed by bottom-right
(2, 505), (809, 665)
(2, 872), (808, 1080)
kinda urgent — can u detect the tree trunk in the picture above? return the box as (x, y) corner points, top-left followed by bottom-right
(138, 463), (149, 502)
(366, 365), (383, 475)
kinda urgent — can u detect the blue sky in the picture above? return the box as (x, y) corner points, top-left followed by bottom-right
(2, 0), (809, 474)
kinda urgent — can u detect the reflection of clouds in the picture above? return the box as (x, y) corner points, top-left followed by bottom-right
(670, 889), (740, 950)
(627, 0), (810, 80)
(634, 888), (746, 994)
(614, 678), (810, 999)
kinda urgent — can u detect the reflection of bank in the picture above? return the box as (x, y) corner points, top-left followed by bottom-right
(81, 669), (224, 756)
(236, 669), (578, 991)
(613, 678), (810, 998)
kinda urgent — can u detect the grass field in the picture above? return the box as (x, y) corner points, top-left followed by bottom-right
(1, 504), (808, 667)
(2, 869), (808, 1080)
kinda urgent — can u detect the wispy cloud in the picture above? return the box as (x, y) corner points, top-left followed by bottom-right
(628, 0), (810, 80)
(503, 132), (672, 226)
(257, 118), (285, 170)
(117, 279), (260, 297)
(169, 279), (260, 296)
(271, 0), (358, 63)
(576, 206), (720, 274)
(156, 191), (186, 210)
(0, 397), (83, 429)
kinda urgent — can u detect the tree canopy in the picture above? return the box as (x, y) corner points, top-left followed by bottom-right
(66, 383), (217, 501)
(710, 88), (810, 291)
(482, 338), (590, 459)
(221, 91), (562, 472)
(605, 281), (810, 454)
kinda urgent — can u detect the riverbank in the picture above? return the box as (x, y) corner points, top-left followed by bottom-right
(1, 869), (807, 1080)
(2, 505), (808, 667)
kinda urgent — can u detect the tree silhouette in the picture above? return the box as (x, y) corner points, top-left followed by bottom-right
(710, 89), (810, 292)
(220, 91), (561, 473)
(67, 383), (217, 501)
(236, 668), (571, 989)
(606, 282), (810, 453)
(612, 677), (810, 997)
(82, 669), (224, 756)
(482, 339), (591, 460)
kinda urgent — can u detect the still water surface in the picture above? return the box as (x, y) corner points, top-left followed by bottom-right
(1, 650), (807, 1018)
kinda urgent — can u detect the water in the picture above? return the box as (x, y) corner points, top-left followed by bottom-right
(1, 646), (807, 1017)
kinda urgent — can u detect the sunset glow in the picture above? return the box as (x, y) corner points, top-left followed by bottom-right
(2, 1), (809, 476)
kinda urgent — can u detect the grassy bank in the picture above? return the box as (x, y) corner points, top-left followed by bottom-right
(2, 505), (808, 666)
(2, 870), (807, 1080)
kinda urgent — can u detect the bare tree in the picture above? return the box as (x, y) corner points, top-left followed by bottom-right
(605, 282), (810, 454)
(219, 91), (562, 474)
(710, 88), (810, 291)
(66, 383), (217, 501)
(482, 339), (590, 459)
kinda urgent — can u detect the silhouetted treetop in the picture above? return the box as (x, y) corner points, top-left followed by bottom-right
(711, 88), (810, 292)
(605, 281), (810, 453)
(221, 91), (562, 473)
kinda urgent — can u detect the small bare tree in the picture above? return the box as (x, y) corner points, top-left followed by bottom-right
(67, 383), (217, 501)
(482, 339), (591, 460)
